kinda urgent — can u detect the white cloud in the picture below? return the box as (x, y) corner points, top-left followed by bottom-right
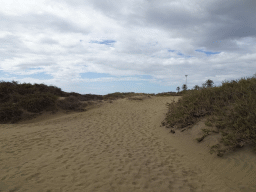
(0, 0), (256, 94)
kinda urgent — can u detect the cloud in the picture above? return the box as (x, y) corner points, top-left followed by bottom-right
(0, 0), (256, 95)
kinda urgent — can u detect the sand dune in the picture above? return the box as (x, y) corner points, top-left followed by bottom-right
(1, 96), (256, 192)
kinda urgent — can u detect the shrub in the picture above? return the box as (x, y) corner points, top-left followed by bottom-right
(0, 103), (23, 123)
(19, 93), (58, 113)
(165, 76), (256, 156)
(57, 95), (86, 111)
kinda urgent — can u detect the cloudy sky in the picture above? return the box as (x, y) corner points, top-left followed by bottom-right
(0, 0), (255, 95)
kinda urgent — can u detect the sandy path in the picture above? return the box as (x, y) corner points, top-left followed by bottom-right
(1, 96), (256, 192)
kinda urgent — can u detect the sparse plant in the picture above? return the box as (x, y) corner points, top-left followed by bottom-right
(209, 144), (220, 154)
(201, 128), (211, 134)
(205, 121), (213, 127)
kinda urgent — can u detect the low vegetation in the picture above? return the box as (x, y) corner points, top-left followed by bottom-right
(164, 75), (256, 157)
(0, 81), (178, 124)
(0, 81), (98, 123)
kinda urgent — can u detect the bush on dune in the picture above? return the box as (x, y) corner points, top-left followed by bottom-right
(56, 95), (87, 111)
(164, 76), (256, 157)
(0, 81), (102, 123)
(0, 103), (23, 123)
(19, 93), (58, 113)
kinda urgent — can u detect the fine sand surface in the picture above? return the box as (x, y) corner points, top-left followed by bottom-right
(1, 96), (256, 192)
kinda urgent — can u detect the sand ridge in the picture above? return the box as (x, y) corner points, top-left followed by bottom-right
(1, 96), (256, 192)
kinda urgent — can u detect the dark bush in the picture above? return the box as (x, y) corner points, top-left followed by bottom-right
(16, 83), (37, 95)
(68, 92), (81, 97)
(19, 93), (58, 113)
(0, 80), (104, 123)
(0, 104), (23, 123)
(33, 83), (49, 93)
(79, 94), (104, 101)
(0, 92), (11, 103)
(57, 95), (85, 111)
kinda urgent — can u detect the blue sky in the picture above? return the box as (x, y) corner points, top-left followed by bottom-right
(1, 0), (256, 95)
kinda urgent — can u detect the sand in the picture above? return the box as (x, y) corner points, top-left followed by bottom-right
(1, 96), (256, 192)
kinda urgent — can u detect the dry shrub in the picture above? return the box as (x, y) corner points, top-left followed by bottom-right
(164, 76), (256, 157)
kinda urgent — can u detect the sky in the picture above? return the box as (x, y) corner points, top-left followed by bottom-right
(0, 0), (256, 95)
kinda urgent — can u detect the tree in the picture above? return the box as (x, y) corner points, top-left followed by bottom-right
(193, 85), (200, 90)
(182, 84), (187, 91)
(176, 86), (180, 93)
(205, 79), (214, 88)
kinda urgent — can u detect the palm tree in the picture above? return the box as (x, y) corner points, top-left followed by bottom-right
(176, 86), (180, 93)
(182, 84), (187, 91)
(193, 85), (200, 90)
(205, 79), (214, 88)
